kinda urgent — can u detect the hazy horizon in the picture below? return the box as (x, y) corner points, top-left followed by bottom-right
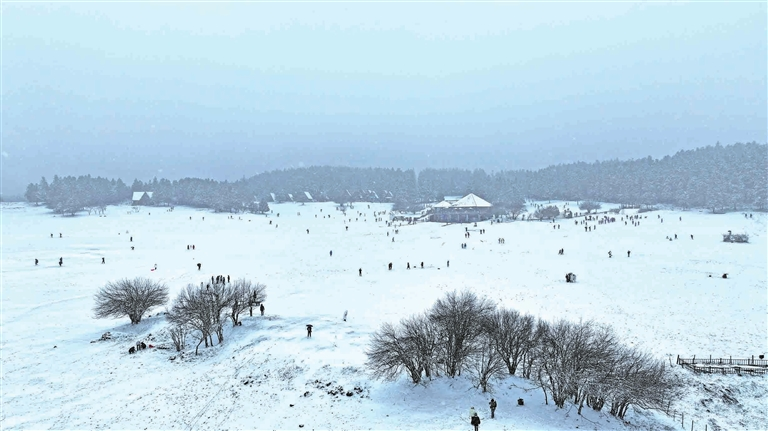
(3, 2), (766, 195)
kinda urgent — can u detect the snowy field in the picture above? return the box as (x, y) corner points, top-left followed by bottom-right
(1, 201), (766, 430)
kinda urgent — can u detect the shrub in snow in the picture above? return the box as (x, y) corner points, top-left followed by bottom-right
(578, 201), (601, 214)
(533, 205), (560, 220)
(722, 232), (749, 243)
(93, 277), (168, 324)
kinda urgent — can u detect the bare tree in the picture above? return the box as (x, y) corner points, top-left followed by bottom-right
(605, 346), (678, 419)
(508, 201), (527, 220)
(571, 323), (621, 415)
(229, 279), (266, 324)
(429, 290), (496, 377)
(203, 282), (233, 344)
(535, 319), (607, 408)
(168, 323), (188, 352)
(578, 201), (602, 214)
(168, 284), (216, 355)
(467, 332), (507, 392)
(400, 313), (439, 381)
(366, 322), (424, 383)
(520, 318), (548, 379)
(366, 313), (438, 384)
(483, 308), (536, 375)
(93, 277), (168, 324)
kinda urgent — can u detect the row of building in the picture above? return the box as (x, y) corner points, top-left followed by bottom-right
(132, 191), (495, 223)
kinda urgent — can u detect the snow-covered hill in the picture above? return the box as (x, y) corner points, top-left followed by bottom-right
(1, 202), (765, 430)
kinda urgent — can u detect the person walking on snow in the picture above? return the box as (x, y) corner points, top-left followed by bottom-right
(306, 324), (313, 338)
(489, 398), (497, 419)
(470, 408), (481, 431)
(260, 303), (265, 316)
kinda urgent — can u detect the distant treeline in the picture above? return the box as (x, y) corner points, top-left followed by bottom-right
(24, 142), (767, 214)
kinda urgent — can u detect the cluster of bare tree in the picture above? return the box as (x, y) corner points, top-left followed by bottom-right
(366, 291), (678, 420)
(165, 279), (267, 354)
(92, 277), (266, 355)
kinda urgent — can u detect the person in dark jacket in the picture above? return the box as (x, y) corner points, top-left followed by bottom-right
(35, 259), (39, 266)
(470, 410), (481, 431)
(489, 398), (497, 418)
(306, 324), (313, 338)
(260, 303), (265, 316)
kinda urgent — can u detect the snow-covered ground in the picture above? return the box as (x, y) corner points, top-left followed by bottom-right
(1, 201), (766, 430)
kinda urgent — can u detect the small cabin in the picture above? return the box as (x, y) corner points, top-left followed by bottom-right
(132, 191), (154, 205)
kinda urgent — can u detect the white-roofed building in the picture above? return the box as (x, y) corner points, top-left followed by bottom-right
(132, 191), (154, 205)
(431, 193), (493, 223)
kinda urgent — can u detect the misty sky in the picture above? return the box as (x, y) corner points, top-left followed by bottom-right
(2, 2), (766, 195)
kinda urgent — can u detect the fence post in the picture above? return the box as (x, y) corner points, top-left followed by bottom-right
(691, 419), (694, 431)
(682, 412), (684, 428)
(677, 355), (679, 365)
(729, 356), (731, 365)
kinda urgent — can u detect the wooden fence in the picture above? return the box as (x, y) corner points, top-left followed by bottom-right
(676, 355), (768, 375)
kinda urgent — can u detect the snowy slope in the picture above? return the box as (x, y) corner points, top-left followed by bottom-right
(1, 201), (766, 430)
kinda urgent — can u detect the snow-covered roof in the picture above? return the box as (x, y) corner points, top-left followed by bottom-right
(304, 192), (313, 201)
(451, 193), (492, 208)
(444, 195), (463, 203)
(270, 193), (276, 202)
(433, 201), (452, 208)
(132, 191), (153, 201)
